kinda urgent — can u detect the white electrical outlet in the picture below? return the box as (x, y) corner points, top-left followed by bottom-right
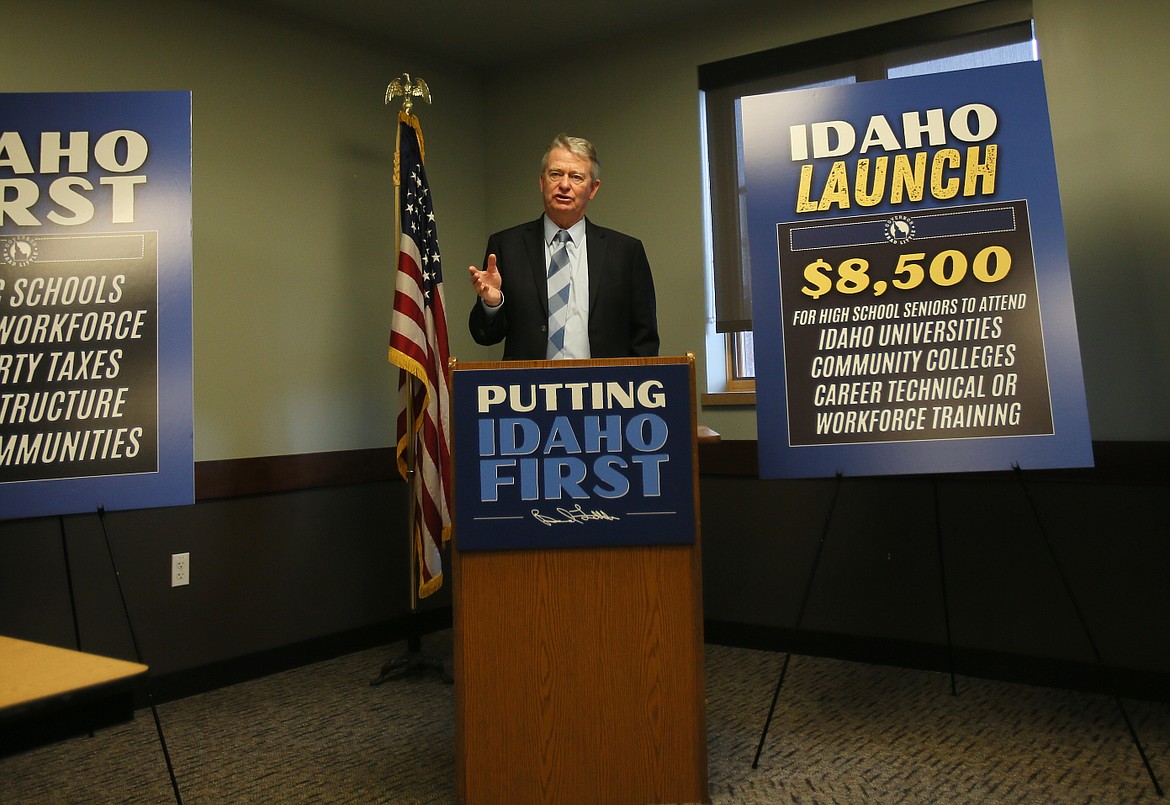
(171, 552), (190, 587)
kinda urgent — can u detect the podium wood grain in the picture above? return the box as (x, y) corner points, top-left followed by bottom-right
(453, 540), (708, 805)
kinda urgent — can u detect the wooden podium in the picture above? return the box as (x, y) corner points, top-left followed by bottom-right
(450, 357), (708, 805)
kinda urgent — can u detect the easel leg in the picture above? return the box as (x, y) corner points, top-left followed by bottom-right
(96, 507), (184, 805)
(59, 516), (83, 653)
(752, 652), (792, 769)
(752, 472), (844, 769)
(932, 477), (958, 697)
(1013, 466), (1164, 797)
(59, 515), (99, 741)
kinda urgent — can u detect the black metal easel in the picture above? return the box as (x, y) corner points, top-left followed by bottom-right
(752, 471), (844, 769)
(932, 476), (959, 698)
(750, 466), (1164, 798)
(59, 515), (84, 657)
(1012, 464), (1163, 797)
(57, 514), (95, 743)
(93, 506), (184, 805)
(752, 471), (963, 768)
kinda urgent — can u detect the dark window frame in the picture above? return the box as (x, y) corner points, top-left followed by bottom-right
(699, 0), (1035, 392)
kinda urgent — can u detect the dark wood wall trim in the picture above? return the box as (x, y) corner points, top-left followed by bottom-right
(194, 440), (1170, 501)
(698, 440), (1170, 484)
(705, 621), (1170, 703)
(698, 439), (759, 477)
(150, 607), (1170, 705)
(195, 447), (397, 501)
(148, 607), (453, 704)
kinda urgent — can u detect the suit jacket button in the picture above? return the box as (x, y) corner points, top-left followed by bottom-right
(540, 325), (547, 333)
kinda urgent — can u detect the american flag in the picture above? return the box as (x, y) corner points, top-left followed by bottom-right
(388, 113), (451, 599)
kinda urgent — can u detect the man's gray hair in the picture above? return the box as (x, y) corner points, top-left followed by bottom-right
(542, 134), (600, 180)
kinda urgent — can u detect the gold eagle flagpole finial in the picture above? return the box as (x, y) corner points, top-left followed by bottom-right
(385, 73), (431, 116)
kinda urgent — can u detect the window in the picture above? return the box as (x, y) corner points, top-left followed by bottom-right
(699, 0), (1036, 401)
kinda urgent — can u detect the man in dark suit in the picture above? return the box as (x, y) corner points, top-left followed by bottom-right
(467, 134), (659, 360)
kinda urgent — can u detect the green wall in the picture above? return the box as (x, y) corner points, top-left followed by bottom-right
(6, 0), (1168, 458)
(474, 0), (1170, 441)
(5, 0), (489, 461)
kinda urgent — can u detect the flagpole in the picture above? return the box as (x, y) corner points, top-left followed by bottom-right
(399, 114), (421, 642)
(372, 75), (450, 685)
(401, 388), (424, 653)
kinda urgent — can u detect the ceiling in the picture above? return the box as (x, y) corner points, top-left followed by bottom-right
(235, 0), (770, 67)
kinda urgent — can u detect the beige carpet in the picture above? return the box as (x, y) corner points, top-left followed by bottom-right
(2, 630), (1166, 803)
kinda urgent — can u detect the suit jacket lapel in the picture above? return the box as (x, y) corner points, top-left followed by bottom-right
(523, 218), (549, 316)
(584, 218), (606, 316)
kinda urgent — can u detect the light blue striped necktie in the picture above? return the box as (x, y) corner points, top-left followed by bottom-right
(547, 229), (572, 358)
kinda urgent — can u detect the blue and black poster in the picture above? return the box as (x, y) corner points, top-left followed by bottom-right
(743, 62), (1092, 478)
(0, 91), (192, 518)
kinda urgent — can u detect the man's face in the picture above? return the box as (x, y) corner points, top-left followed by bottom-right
(540, 147), (601, 229)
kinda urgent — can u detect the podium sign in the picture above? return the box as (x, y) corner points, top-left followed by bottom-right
(451, 359), (696, 550)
